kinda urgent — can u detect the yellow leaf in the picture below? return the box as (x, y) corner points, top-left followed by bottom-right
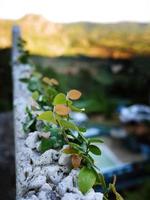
(63, 146), (78, 154)
(43, 77), (52, 85)
(50, 78), (59, 85)
(43, 77), (59, 86)
(67, 89), (82, 100)
(71, 154), (82, 168)
(54, 104), (70, 116)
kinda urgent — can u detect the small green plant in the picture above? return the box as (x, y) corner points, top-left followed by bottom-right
(37, 88), (106, 194)
(23, 107), (37, 133)
(18, 38), (124, 199)
(17, 37), (30, 64)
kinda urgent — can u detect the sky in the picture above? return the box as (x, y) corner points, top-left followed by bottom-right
(0, 0), (150, 23)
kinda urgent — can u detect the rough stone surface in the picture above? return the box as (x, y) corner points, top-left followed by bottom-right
(25, 131), (39, 149)
(58, 152), (71, 166)
(13, 44), (103, 200)
(57, 169), (80, 196)
(35, 149), (59, 166)
(62, 190), (103, 200)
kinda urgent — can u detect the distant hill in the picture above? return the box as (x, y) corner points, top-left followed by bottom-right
(0, 14), (150, 58)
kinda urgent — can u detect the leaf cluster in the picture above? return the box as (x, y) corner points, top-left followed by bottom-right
(17, 37), (30, 64)
(18, 37), (124, 199)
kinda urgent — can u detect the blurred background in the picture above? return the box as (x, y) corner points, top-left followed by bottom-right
(0, 0), (150, 199)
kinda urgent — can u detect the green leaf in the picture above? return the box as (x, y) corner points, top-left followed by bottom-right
(25, 106), (32, 118)
(78, 127), (86, 132)
(32, 72), (42, 79)
(28, 77), (42, 92)
(40, 134), (65, 152)
(37, 111), (56, 124)
(23, 118), (36, 133)
(59, 119), (79, 131)
(82, 154), (95, 166)
(67, 99), (73, 106)
(69, 142), (85, 153)
(46, 87), (58, 98)
(69, 105), (84, 112)
(78, 167), (96, 194)
(77, 132), (88, 143)
(88, 138), (104, 144)
(40, 138), (53, 152)
(53, 93), (66, 105)
(19, 78), (29, 83)
(89, 145), (101, 155)
(32, 91), (39, 100)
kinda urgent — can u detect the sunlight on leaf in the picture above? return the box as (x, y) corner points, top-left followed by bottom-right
(42, 77), (51, 85)
(69, 104), (84, 112)
(59, 119), (79, 131)
(37, 111), (56, 124)
(50, 78), (59, 85)
(43, 77), (59, 86)
(78, 167), (96, 194)
(32, 91), (39, 100)
(67, 89), (82, 100)
(53, 93), (66, 105)
(63, 146), (78, 154)
(54, 104), (70, 116)
(88, 138), (104, 144)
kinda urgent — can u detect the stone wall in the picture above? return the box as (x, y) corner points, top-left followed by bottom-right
(12, 26), (103, 200)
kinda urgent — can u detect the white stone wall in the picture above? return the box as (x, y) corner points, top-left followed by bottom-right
(12, 26), (103, 200)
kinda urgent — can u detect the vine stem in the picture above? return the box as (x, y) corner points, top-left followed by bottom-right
(55, 118), (70, 144)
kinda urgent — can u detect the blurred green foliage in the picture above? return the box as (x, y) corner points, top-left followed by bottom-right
(33, 54), (150, 118)
(124, 181), (150, 200)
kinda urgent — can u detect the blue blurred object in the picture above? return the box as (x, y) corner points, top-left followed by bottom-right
(70, 112), (88, 124)
(140, 144), (150, 158)
(119, 104), (150, 123)
(84, 127), (101, 137)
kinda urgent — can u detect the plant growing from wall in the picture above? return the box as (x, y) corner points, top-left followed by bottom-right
(18, 38), (123, 200)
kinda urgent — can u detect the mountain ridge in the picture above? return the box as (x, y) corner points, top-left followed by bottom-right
(0, 14), (150, 58)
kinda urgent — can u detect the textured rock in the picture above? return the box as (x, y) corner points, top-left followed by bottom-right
(57, 169), (80, 196)
(29, 175), (46, 189)
(45, 165), (63, 184)
(85, 189), (103, 200)
(62, 193), (84, 200)
(36, 141), (41, 152)
(58, 152), (71, 166)
(14, 64), (104, 200)
(38, 132), (51, 139)
(40, 183), (52, 191)
(21, 195), (38, 200)
(25, 131), (39, 149)
(35, 149), (59, 166)
(38, 190), (57, 200)
(62, 189), (104, 200)
(13, 35), (104, 200)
